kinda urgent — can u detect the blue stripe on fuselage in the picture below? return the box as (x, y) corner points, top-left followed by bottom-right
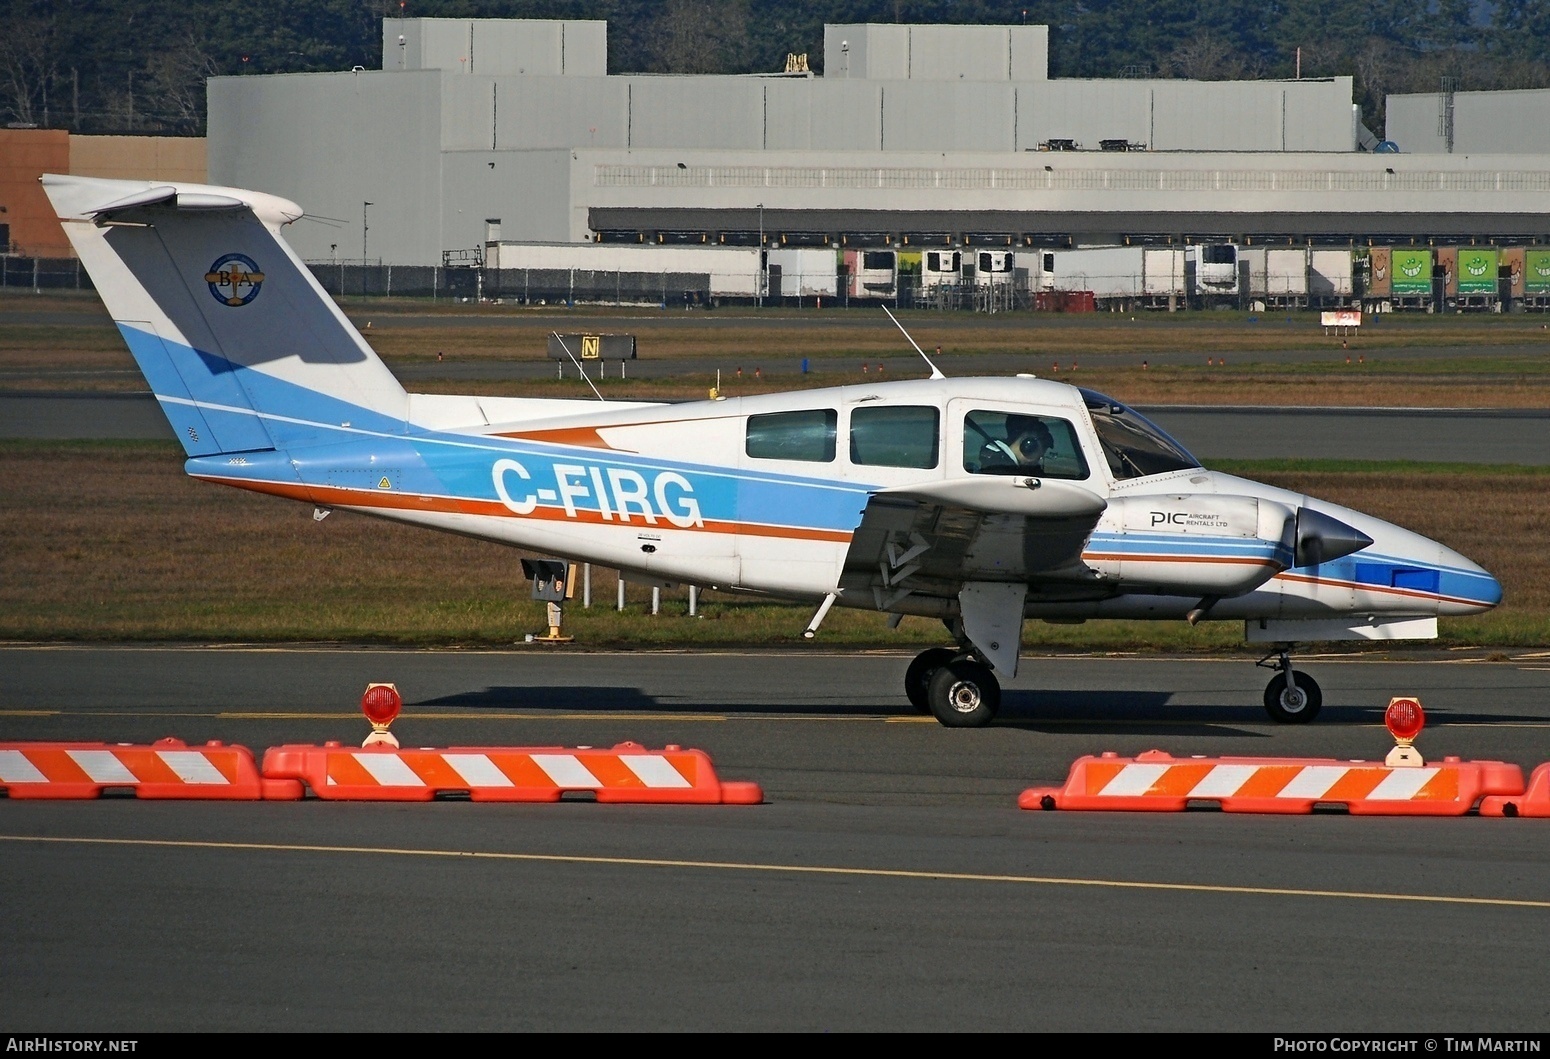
(1314, 551), (1501, 607)
(136, 331), (877, 533)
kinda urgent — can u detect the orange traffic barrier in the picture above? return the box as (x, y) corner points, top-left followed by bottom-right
(1019, 749), (1525, 816)
(260, 740), (764, 804)
(1479, 763), (1550, 818)
(0, 739), (301, 800)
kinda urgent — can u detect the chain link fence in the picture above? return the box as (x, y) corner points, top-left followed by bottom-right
(1, 257), (94, 291)
(1, 255), (1038, 313)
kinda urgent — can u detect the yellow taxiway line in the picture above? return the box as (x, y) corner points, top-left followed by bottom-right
(2, 834), (1547, 911)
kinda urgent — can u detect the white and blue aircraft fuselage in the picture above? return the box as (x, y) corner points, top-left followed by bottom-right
(44, 175), (1502, 726)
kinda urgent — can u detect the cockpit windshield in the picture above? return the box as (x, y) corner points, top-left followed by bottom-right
(1079, 388), (1201, 480)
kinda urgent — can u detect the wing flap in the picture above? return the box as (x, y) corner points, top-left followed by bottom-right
(840, 485), (1108, 610)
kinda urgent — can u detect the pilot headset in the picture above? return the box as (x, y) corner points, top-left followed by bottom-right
(1013, 420), (1052, 459)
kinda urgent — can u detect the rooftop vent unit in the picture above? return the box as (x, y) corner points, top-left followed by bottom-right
(1043, 138), (1078, 151)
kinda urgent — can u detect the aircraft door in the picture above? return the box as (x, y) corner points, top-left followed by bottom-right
(735, 406), (854, 596)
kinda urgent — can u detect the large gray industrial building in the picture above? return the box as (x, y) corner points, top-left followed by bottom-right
(207, 17), (1550, 268)
(1386, 86), (1550, 156)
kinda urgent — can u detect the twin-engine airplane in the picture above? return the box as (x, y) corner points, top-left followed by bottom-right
(44, 175), (1502, 727)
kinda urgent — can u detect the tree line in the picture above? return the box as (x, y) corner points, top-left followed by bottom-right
(4, 0), (1547, 137)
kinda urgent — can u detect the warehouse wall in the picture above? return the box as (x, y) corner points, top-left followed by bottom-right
(1387, 88), (1550, 155)
(209, 70), (444, 264)
(70, 136), (206, 182)
(442, 149), (575, 249)
(385, 18), (606, 76)
(0, 129), (71, 256)
(762, 79), (883, 150)
(0, 130), (208, 258)
(823, 24), (1048, 80)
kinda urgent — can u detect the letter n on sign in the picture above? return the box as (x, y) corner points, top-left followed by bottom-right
(581, 335), (600, 359)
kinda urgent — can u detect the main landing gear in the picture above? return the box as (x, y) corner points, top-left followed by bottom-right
(905, 647), (1001, 728)
(1257, 647), (1322, 724)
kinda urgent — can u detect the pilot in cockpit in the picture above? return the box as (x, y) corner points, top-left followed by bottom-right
(978, 414), (1053, 475)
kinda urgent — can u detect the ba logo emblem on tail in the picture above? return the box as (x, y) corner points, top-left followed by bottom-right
(205, 253), (265, 306)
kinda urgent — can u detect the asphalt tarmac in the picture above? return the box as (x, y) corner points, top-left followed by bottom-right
(2, 646), (1549, 1032)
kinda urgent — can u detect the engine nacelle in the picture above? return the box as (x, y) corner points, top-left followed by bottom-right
(1086, 494), (1296, 597)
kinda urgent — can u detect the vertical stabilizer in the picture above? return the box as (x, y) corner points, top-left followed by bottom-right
(42, 175), (408, 456)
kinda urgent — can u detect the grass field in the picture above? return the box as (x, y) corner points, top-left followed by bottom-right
(1, 441), (1542, 649)
(7, 291), (1550, 406)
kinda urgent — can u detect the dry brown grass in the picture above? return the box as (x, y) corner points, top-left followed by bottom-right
(1, 441), (1542, 647)
(409, 368), (1550, 408)
(7, 291), (1550, 406)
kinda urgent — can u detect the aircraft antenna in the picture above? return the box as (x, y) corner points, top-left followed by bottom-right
(552, 332), (607, 402)
(883, 306), (945, 380)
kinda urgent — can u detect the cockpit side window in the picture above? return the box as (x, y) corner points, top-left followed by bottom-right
(850, 405), (940, 469)
(746, 409), (837, 462)
(962, 410), (1089, 480)
(1079, 388), (1201, 480)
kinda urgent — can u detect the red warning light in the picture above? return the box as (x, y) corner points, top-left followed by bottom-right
(362, 683), (402, 728)
(1385, 697), (1425, 743)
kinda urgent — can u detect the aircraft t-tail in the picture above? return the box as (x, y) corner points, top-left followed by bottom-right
(43, 175), (1502, 727)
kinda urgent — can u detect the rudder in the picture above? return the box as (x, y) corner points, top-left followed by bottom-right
(43, 175), (408, 456)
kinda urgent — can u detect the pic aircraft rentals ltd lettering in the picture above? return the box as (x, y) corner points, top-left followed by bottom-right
(42, 174), (1503, 727)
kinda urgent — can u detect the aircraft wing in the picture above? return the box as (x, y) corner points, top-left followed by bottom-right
(839, 477), (1109, 611)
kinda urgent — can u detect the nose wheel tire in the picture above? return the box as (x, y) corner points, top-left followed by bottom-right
(1263, 671), (1322, 724)
(905, 648), (957, 714)
(927, 658), (1001, 728)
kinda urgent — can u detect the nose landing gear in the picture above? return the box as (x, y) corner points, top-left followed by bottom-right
(904, 647), (1001, 727)
(1257, 647), (1322, 723)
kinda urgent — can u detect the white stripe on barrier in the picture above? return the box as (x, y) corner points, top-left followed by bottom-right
(67, 749), (138, 784)
(0, 750), (48, 784)
(1278, 766), (1349, 800)
(354, 753), (426, 787)
(1099, 763), (1170, 796)
(443, 753), (514, 788)
(1368, 767), (1439, 800)
(157, 751), (228, 785)
(531, 754), (602, 789)
(620, 755), (692, 789)
(1188, 764), (1259, 798)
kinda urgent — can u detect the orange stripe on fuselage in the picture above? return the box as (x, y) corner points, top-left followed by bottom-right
(496, 426), (620, 449)
(1082, 552), (1278, 567)
(190, 474), (853, 543)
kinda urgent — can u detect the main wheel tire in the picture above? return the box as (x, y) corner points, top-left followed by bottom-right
(905, 648), (957, 714)
(1263, 671), (1322, 724)
(926, 658), (1001, 728)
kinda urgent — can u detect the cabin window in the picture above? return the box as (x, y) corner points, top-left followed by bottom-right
(850, 405), (940, 469)
(962, 410), (1089, 480)
(745, 409), (837, 463)
(1079, 388), (1201, 479)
